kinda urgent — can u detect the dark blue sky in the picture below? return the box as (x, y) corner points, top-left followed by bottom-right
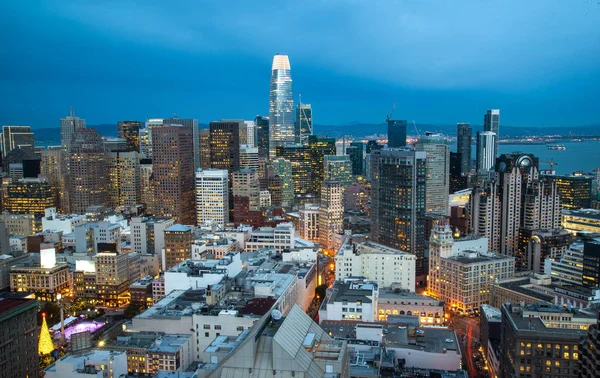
(1, 1), (599, 129)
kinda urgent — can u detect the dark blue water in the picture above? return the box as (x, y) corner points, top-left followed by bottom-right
(448, 140), (600, 175)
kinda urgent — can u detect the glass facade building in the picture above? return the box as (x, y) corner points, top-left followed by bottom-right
(269, 54), (294, 158)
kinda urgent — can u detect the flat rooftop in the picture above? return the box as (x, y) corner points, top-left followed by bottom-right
(502, 303), (591, 337)
(328, 282), (376, 304)
(495, 279), (555, 303)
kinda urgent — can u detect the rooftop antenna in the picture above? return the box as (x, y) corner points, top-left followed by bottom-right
(70, 106), (74, 118)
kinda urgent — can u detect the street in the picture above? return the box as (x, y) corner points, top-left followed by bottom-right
(447, 313), (488, 378)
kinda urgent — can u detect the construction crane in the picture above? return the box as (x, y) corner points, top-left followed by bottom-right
(386, 102), (397, 122)
(541, 159), (559, 173)
(412, 120), (420, 138)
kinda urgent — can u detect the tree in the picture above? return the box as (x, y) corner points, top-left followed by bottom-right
(124, 304), (141, 319)
(315, 284), (327, 300)
(38, 313), (55, 355)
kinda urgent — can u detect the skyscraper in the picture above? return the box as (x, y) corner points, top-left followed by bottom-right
(370, 149), (427, 277)
(268, 158), (294, 206)
(105, 150), (140, 208)
(139, 158), (156, 214)
(255, 115), (270, 160)
(319, 181), (344, 250)
(1, 125), (34, 158)
(308, 135), (336, 195)
(4, 178), (54, 214)
(239, 145), (259, 171)
(199, 128), (211, 169)
(195, 169), (229, 226)
(40, 146), (67, 212)
(468, 180), (501, 252)
(69, 128), (107, 214)
(347, 142), (364, 176)
(269, 54), (294, 158)
(476, 131), (497, 173)
(232, 169), (260, 225)
(415, 133), (450, 216)
(295, 102), (313, 145)
(60, 108), (86, 153)
(163, 115), (200, 171)
(456, 123), (471, 175)
(164, 224), (193, 270)
(152, 124), (195, 225)
(243, 120), (256, 147)
(387, 120), (407, 148)
(0, 298), (39, 378)
(276, 145), (312, 196)
(483, 109), (500, 161)
(209, 120), (241, 174)
(323, 155), (353, 187)
(118, 120), (142, 151)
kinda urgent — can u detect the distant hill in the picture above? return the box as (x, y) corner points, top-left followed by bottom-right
(33, 122), (600, 145)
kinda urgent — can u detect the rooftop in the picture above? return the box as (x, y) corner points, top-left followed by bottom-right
(502, 303), (592, 337)
(562, 208), (600, 219)
(165, 224), (193, 233)
(480, 304), (501, 322)
(0, 298), (37, 316)
(328, 282), (376, 304)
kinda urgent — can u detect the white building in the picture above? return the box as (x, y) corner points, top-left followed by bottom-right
(335, 240), (416, 291)
(130, 216), (175, 255)
(245, 223), (295, 252)
(282, 246), (318, 262)
(428, 222), (515, 314)
(319, 181), (344, 250)
(243, 120), (256, 147)
(298, 203), (319, 242)
(476, 131), (497, 173)
(44, 349), (128, 378)
(259, 190), (271, 208)
(319, 281), (378, 322)
(239, 145), (259, 170)
(195, 169), (229, 227)
(164, 253), (242, 295)
(41, 208), (87, 233)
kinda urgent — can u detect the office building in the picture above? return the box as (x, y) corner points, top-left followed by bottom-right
(152, 124), (195, 225)
(209, 120), (241, 175)
(335, 240), (416, 290)
(456, 122), (472, 175)
(415, 132), (450, 216)
(60, 108), (86, 153)
(195, 169), (229, 227)
(370, 149), (427, 276)
(44, 349), (128, 378)
(483, 109), (500, 160)
(164, 224), (193, 271)
(163, 115), (200, 172)
(344, 183), (369, 214)
(275, 144), (312, 195)
(1, 125), (34, 158)
(295, 102), (312, 144)
(387, 119), (407, 148)
(243, 120), (256, 147)
(583, 240), (600, 288)
(427, 222), (515, 314)
(0, 298), (39, 378)
(117, 120), (142, 151)
(106, 149), (140, 208)
(4, 178), (54, 214)
(308, 135), (336, 195)
(10, 252), (71, 301)
(139, 158), (155, 214)
(476, 131), (497, 173)
(1, 213), (35, 237)
(142, 118), (164, 159)
(318, 181), (344, 250)
(346, 142), (364, 175)
(255, 115), (269, 159)
(130, 216), (175, 256)
(268, 158), (294, 206)
(239, 145), (259, 170)
(232, 169), (260, 225)
(562, 208), (600, 233)
(480, 304), (502, 374)
(548, 173), (592, 209)
(299, 203), (320, 242)
(199, 128), (211, 169)
(245, 223), (295, 252)
(580, 313), (600, 378)
(269, 54), (294, 158)
(95, 250), (131, 307)
(40, 146), (67, 212)
(69, 128), (107, 214)
(500, 302), (592, 378)
(323, 155), (352, 188)
(319, 281), (378, 322)
(518, 228), (570, 274)
(468, 180), (501, 252)
(449, 151), (469, 193)
(377, 288), (445, 324)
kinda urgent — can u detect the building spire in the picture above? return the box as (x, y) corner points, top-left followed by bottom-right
(70, 106), (74, 118)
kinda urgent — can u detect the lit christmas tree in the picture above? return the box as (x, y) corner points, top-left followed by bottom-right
(38, 312), (55, 355)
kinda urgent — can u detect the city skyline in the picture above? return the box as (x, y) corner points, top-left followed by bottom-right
(1, 2), (599, 129)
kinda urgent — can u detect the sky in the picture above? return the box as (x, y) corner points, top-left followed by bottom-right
(0, 0), (599, 129)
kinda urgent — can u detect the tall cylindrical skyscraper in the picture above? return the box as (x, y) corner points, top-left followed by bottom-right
(476, 131), (497, 173)
(269, 54), (294, 158)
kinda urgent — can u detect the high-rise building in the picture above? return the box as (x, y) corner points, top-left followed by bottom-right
(295, 102), (312, 145)
(95, 250), (131, 308)
(449, 152), (469, 193)
(199, 128), (211, 169)
(269, 54), (294, 158)
(40, 146), (67, 212)
(117, 120), (142, 151)
(387, 120), (407, 148)
(106, 150), (140, 208)
(323, 155), (352, 187)
(276, 145), (312, 196)
(268, 158), (294, 206)
(4, 178), (54, 215)
(152, 124), (195, 225)
(580, 313), (600, 378)
(139, 158), (155, 214)
(415, 133), (450, 216)
(143, 118), (164, 159)
(0, 298), (39, 377)
(299, 203), (319, 242)
(468, 180), (502, 252)
(1, 125), (34, 158)
(70, 128), (107, 214)
(456, 123), (471, 175)
(232, 169), (260, 225)
(347, 142), (364, 175)
(518, 228), (570, 274)
(255, 115), (270, 160)
(548, 173), (592, 209)
(164, 224), (193, 270)
(163, 116), (200, 172)
(243, 120), (256, 147)
(476, 131), (497, 173)
(366, 140), (383, 154)
(239, 145), (259, 171)
(483, 109), (500, 160)
(583, 240), (600, 288)
(308, 135), (336, 195)
(370, 149), (427, 277)
(60, 108), (86, 152)
(209, 120), (241, 174)
(195, 169), (229, 227)
(319, 181), (344, 250)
